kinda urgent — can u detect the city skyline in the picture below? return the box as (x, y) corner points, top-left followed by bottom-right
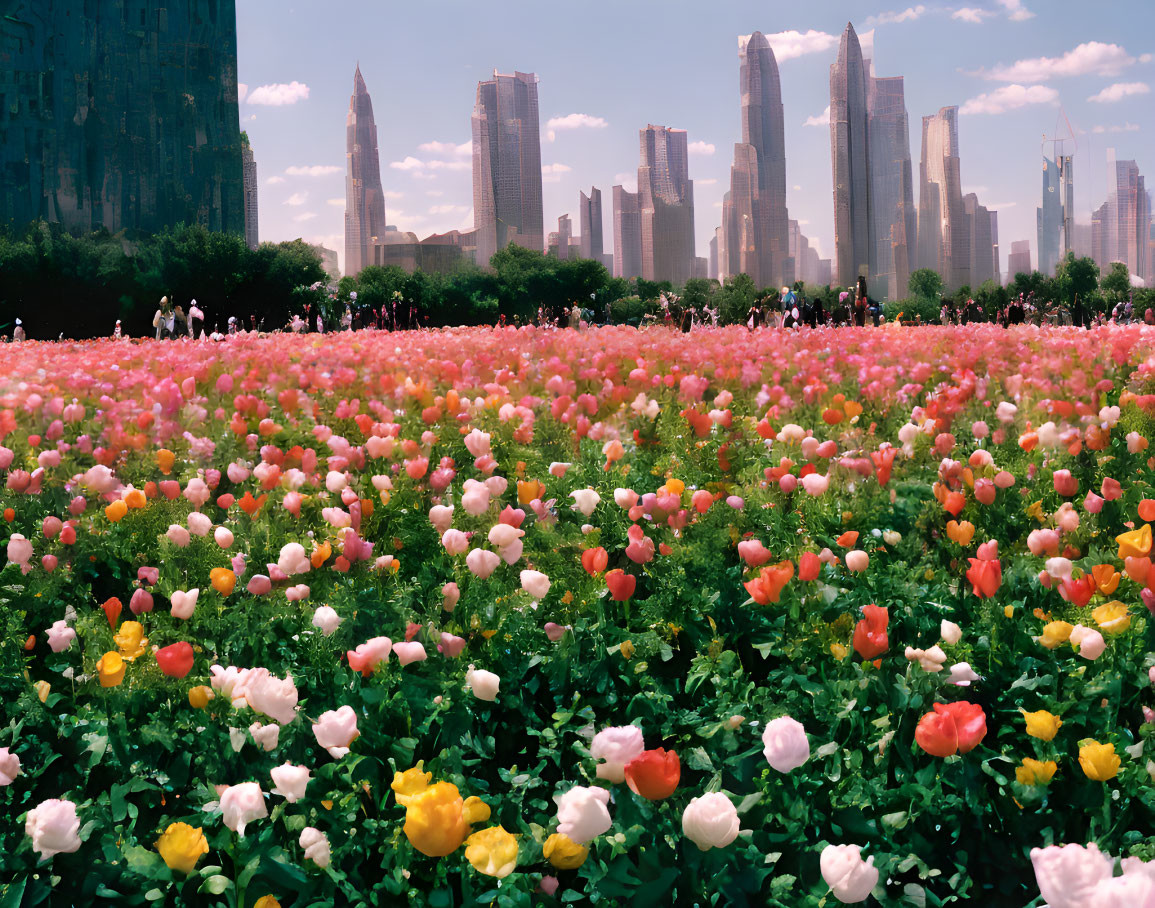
(236, 1), (1155, 279)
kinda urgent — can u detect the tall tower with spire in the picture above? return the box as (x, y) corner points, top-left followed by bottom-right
(830, 22), (872, 290)
(345, 65), (387, 277)
(720, 32), (790, 288)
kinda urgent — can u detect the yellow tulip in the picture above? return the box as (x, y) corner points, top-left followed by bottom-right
(464, 826), (519, 878)
(543, 833), (589, 870)
(1116, 524), (1152, 560)
(1078, 741), (1121, 781)
(97, 651), (125, 687)
(1021, 709), (1062, 742)
(1037, 621), (1074, 650)
(1015, 758), (1058, 786)
(403, 782), (471, 857)
(391, 762), (432, 807)
(34, 680), (50, 703)
(188, 686), (215, 709)
(253, 898), (281, 908)
(830, 642), (848, 660)
(156, 822), (209, 874)
(105, 499), (128, 522)
(1091, 601), (1131, 635)
(114, 621), (148, 661)
(462, 796), (491, 826)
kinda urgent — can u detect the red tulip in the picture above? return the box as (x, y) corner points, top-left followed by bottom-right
(1059, 575), (1096, 608)
(965, 558), (1002, 599)
(606, 569), (636, 601)
(744, 561), (794, 605)
(914, 702), (987, 757)
(852, 604), (889, 659)
(101, 597), (123, 628)
(582, 547), (608, 576)
(155, 641), (194, 678)
(624, 748), (681, 800)
(798, 551), (821, 582)
(871, 446), (896, 487)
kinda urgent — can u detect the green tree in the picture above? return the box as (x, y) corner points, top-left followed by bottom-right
(680, 277), (716, 314)
(1054, 253), (1099, 308)
(715, 273), (757, 325)
(1101, 261), (1131, 305)
(908, 268), (943, 300)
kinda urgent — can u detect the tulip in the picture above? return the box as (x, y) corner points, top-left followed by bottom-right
(905, 645), (947, 673)
(520, 569), (551, 600)
(313, 705), (359, 758)
(581, 546), (609, 575)
(852, 604), (889, 659)
(821, 844), (880, 904)
(1021, 709), (1062, 741)
(155, 822), (209, 874)
(166, 524), (191, 548)
(270, 763), (311, 803)
(97, 651), (125, 687)
(442, 581), (460, 612)
(940, 620), (962, 645)
(1117, 524), (1152, 560)
(437, 632), (467, 658)
(170, 588), (199, 620)
(761, 716), (810, 772)
(25, 799), (82, 860)
(312, 606), (342, 635)
(1091, 601), (1130, 634)
(464, 826), (519, 878)
(1078, 741), (1121, 781)
(624, 748), (681, 800)
(844, 550), (869, 573)
(965, 557), (1001, 599)
(347, 636), (392, 675)
(914, 701), (987, 756)
(156, 642), (194, 678)
(556, 786), (612, 844)
(1069, 625), (1106, 660)
(391, 763), (433, 806)
(403, 782), (482, 856)
(46, 620), (76, 653)
(737, 539), (772, 568)
(1015, 758), (1058, 786)
(299, 827), (331, 869)
(947, 662), (980, 686)
(1030, 843), (1113, 908)
(245, 669), (299, 724)
(249, 722), (280, 752)
(466, 548), (500, 579)
(187, 511), (211, 536)
(606, 569), (636, 602)
(543, 833), (589, 870)
(210, 567), (236, 597)
(798, 551), (821, 581)
(0, 747), (21, 786)
(220, 782), (268, 837)
(466, 664), (500, 701)
(189, 686), (214, 709)
(1037, 620), (1074, 649)
(744, 561), (794, 604)
(393, 641), (427, 666)
(681, 792), (739, 852)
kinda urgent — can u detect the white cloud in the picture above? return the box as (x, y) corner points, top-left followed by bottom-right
(326, 198), (345, 207)
(803, 105), (831, 127)
(613, 172), (638, 193)
(865, 5), (926, 27)
(697, 178), (718, 185)
(390, 156), (426, 171)
(384, 190), (405, 200)
(996, 0), (1034, 20)
(546, 113), (609, 131)
(284, 192), (308, 206)
(266, 176), (285, 185)
(285, 165), (342, 177)
(293, 212), (317, 222)
(1092, 122), (1141, 134)
(237, 83), (249, 104)
(1142, 53), (1154, 64)
(246, 81), (310, 106)
(1088, 81), (1150, 103)
(792, 184), (802, 191)
(390, 156), (469, 173)
(763, 29), (839, 63)
(248, 114), (257, 122)
(952, 7), (993, 23)
(429, 204), (470, 215)
(417, 140), (471, 156)
(542, 163), (572, 174)
(985, 42), (1135, 82)
(688, 141), (715, 156)
(960, 83), (1059, 115)
(426, 160), (470, 171)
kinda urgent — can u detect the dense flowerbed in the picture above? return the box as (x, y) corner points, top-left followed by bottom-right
(3, 325), (1155, 907)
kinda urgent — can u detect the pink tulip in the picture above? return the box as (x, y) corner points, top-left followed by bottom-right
(42, 516), (62, 540)
(1083, 491), (1104, 514)
(1100, 477), (1122, 501)
(437, 633), (467, 658)
(442, 582), (460, 612)
(544, 622), (569, 642)
(845, 550), (869, 572)
(41, 554), (58, 573)
(976, 540), (998, 562)
(993, 470), (1015, 489)
(800, 473), (828, 496)
(441, 529), (469, 556)
(738, 539), (773, 568)
(1052, 469), (1078, 497)
(129, 588), (154, 615)
(247, 575), (272, 595)
(393, 641), (427, 666)
(466, 548), (500, 579)
(285, 584), (310, 601)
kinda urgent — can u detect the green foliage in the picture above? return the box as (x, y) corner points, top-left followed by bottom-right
(908, 268), (943, 301)
(1101, 262), (1131, 304)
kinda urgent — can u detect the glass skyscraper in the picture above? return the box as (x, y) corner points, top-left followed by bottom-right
(344, 65), (388, 277)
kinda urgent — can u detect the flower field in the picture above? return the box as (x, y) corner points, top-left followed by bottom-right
(3, 325), (1155, 906)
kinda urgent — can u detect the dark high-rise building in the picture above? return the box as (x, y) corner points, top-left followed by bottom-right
(917, 106), (970, 289)
(867, 73), (916, 300)
(472, 70), (544, 267)
(241, 133), (259, 250)
(964, 193), (996, 287)
(555, 214), (573, 260)
(829, 22), (872, 290)
(612, 185), (642, 279)
(345, 65), (388, 277)
(1099, 151), (1150, 281)
(638, 125), (695, 284)
(0, 0), (243, 236)
(1038, 156), (1062, 277)
(720, 32), (790, 288)
(579, 187), (603, 261)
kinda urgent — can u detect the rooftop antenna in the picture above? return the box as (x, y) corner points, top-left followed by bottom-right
(1043, 108), (1078, 257)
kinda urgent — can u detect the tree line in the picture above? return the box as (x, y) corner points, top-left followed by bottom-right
(1, 220), (1150, 339)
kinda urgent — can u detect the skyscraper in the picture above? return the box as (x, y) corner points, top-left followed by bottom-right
(472, 70), (544, 267)
(579, 188), (603, 261)
(867, 73), (916, 300)
(241, 133), (259, 250)
(1099, 152), (1150, 281)
(964, 193), (995, 287)
(1038, 156), (1062, 277)
(612, 185), (642, 279)
(638, 125), (695, 284)
(556, 214), (573, 260)
(917, 106), (969, 289)
(0, 0), (243, 236)
(720, 32), (789, 289)
(344, 65), (388, 277)
(1007, 240), (1031, 278)
(829, 22), (872, 290)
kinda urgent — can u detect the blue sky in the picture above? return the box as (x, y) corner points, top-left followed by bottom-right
(237, 0), (1154, 277)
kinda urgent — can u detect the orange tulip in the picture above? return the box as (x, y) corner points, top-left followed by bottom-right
(943, 492), (966, 517)
(124, 489), (147, 510)
(1091, 564), (1120, 596)
(156, 448), (175, 475)
(946, 520), (975, 546)
(1116, 524), (1152, 560)
(744, 561), (794, 605)
(517, 480), (545, 505)
(210, 568), (236, 597)
(836, 530), (859, 548)
(238, 492), (267, 518)
(311, 541), (332, 568)
(105, 499), (128, 522)
(1140, 499), (1155, 523)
